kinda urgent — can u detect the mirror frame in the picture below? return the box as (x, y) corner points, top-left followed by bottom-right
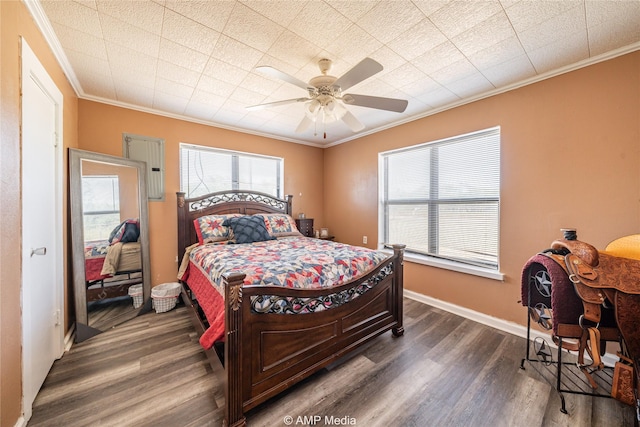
(69, 148), (152, 342)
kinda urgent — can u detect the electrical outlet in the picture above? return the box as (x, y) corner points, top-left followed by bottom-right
(363, 236), (368, 244)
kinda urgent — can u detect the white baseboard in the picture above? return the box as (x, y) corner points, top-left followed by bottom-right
(404, 289), (618, 367)
(13, 416), (27, 427)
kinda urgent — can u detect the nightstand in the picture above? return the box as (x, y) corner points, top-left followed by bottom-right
(295, 218), (314, 237)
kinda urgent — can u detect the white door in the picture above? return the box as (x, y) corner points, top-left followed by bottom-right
(21, 39), (64, 421)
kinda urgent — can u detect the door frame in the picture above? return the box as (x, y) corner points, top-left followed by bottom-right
(20, 37), (65, 420)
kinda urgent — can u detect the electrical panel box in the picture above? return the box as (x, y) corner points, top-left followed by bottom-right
(123, 133), (165, 201)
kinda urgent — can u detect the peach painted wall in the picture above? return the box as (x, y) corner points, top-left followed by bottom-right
(77, 100), (325, 287)
(0, 1), (78, 425)
(1, 3), (636, 424)
(325, 51), (640, 328)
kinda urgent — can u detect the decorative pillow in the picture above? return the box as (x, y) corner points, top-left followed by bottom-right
(222, 216), (275, 244)
(256, 214), (302, 238)
(194, 214), (242, 244)
(109, 219), (140, 244)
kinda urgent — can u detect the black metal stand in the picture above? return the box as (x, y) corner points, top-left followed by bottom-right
(520, 282), (615, 415)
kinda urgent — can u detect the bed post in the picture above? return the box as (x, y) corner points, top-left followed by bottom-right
(176, 192), (188, 262)
(285, 194), (293, 215)
(224, 272), (247, 427)
(392, 244), (406, 337)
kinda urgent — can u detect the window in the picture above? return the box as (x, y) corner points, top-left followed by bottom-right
(379, 127), (500, 272)
(180, 144), (283, 199)
(82, 175), (120, 241)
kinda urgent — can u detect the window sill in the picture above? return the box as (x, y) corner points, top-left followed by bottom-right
(381, 247), (504, 281)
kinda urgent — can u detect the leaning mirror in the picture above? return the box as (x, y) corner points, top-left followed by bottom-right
(69, 148), (151, 342)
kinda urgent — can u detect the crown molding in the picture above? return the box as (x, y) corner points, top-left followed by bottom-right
(80, 94), (327, 148)
(327, 41), (640, 148)
(24, 0), (83, 95)
(26, 0), (640, 150)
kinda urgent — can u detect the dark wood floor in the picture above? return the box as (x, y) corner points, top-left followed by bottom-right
(87, 296), (140, 332)
(28, 298), (635, 427)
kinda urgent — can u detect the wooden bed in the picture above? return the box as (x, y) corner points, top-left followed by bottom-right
(176, 190), (405, 426)
(84, 240), (142, 302)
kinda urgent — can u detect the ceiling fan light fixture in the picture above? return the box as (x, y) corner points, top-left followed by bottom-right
(307, 99), (320, 114)
(321, 108), (338, 124)
(305, 99), (347, 124)
(326, 99), (337, 113)
(250, 57), (407, 137)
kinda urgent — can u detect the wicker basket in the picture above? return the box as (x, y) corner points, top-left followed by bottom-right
(128, 284), (143, 308)
(151, 282), (181, 313)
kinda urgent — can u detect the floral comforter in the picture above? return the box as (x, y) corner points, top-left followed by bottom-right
(183, 236), (390, 349)
(189, 236), (390, 296)
(85, 240), (110, 258)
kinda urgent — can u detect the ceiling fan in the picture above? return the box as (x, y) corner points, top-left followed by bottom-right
(247, 58), (408, 138)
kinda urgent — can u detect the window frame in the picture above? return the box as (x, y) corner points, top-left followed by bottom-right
(378, 127), (503, 280)
(179, 143), (284, 199)
(81, 174), (121, 241)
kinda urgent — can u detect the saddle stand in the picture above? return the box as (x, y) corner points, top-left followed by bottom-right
(521, 231), (640, 419)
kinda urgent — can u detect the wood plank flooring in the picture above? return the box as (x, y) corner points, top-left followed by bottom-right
(87, 297), (140, 332)
(28, 298), (635, 427)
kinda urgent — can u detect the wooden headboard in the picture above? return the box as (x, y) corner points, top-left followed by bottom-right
(176, 190), (293, 261)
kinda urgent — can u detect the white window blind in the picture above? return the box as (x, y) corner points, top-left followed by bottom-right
(180, 144), (283, 199)
(380, 127), (500, 269)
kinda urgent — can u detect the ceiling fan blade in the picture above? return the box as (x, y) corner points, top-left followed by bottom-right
(341, 109), (365, 132)
(295, 115), (314, 133)
(246, 98), (309, 111)
(256, 66), (310, 91)
(342, 93), (408, 113)
(333, 58), (383, 92)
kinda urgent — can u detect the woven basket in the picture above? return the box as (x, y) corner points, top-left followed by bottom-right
(151, 282), (181, 313)
(152, 296), (178, 313)
(128, 284), (143, 308)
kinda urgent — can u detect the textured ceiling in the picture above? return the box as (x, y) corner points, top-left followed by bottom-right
(31, 0), (640, 147)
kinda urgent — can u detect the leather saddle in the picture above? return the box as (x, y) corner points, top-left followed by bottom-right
(542, 235), (640, 409)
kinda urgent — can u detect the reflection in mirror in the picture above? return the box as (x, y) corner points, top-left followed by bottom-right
(69, 149), (151, 342)
(82, 161), (142, 331)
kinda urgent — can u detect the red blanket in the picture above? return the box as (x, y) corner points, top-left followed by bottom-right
(84, 240), (110, 282)
(86, 257), (110, 282)
(183, 264), (226, 349)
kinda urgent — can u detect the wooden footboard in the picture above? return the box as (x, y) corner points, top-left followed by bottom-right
(175, 191), (405, 426)
(223, 244), (405, 427)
